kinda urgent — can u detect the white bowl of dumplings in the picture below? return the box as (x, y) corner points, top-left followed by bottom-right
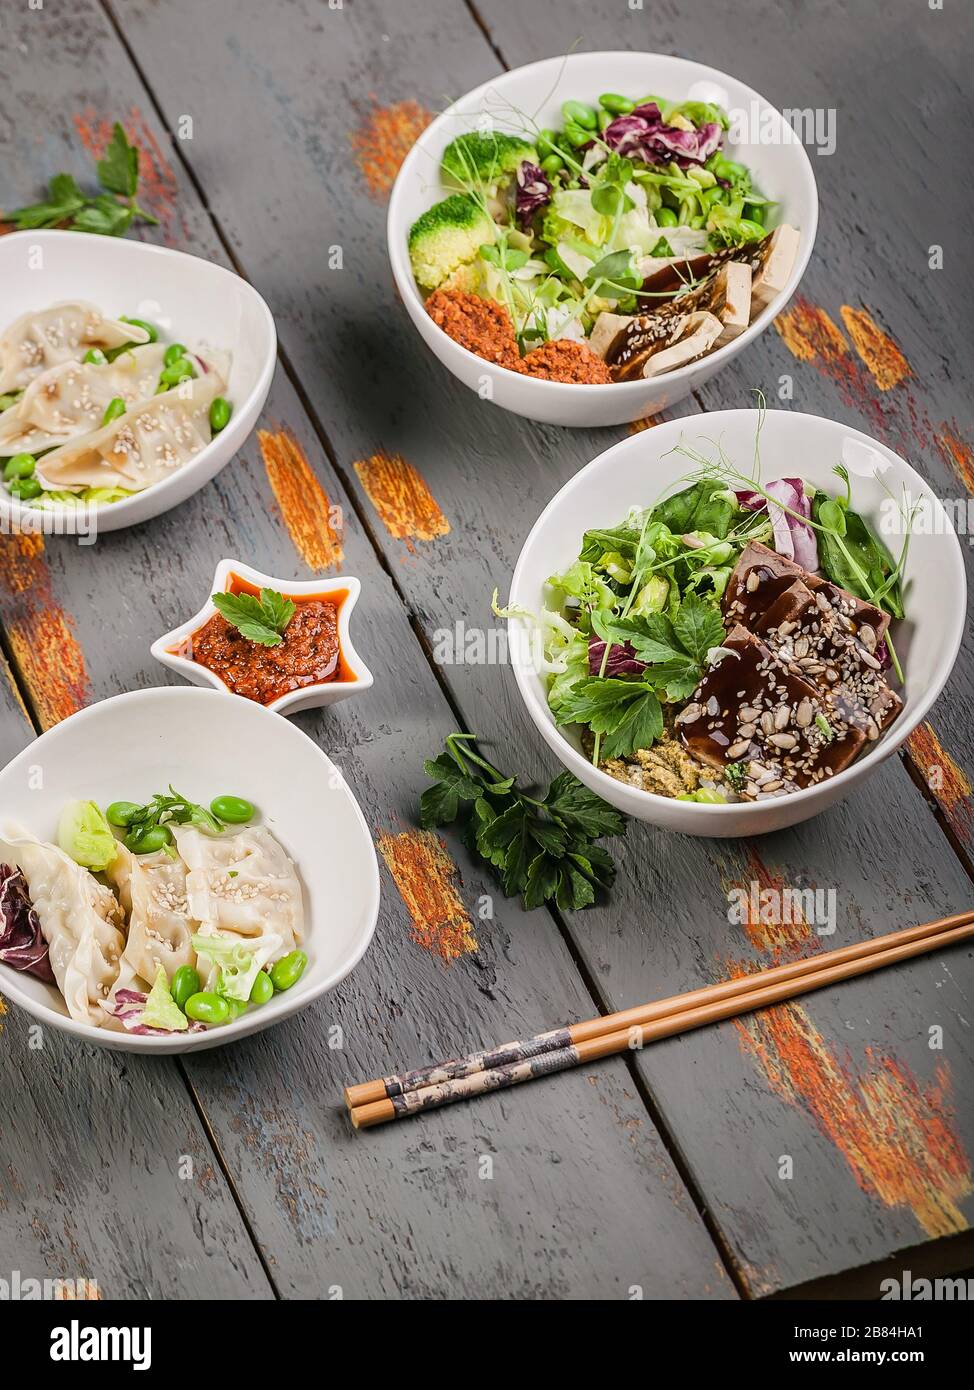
(0, 230), (276, 533)
(0, 687), (381, 1052)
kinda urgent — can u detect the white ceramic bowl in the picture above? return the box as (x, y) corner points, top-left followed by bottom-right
(150, 560), (374, 714)
(0, 688), (380, 1051)
(0, 230), (276, 532)
(507, 409), (965, 836)
(389, 51), (818, 427)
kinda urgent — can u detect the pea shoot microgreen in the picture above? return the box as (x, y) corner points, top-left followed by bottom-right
(420, 732), (625, 911)
(5, 123), (158, 236)
(212, 588), (296, 647)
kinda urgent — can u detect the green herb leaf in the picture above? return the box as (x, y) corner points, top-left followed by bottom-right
(71, 195), (135, 237)
(418, 732), (625, 912)
(672, 592), (726, 665)
(211, 588), (294, 646)
(97, 122), (139, 198)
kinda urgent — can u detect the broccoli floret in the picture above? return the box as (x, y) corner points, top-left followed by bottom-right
(442, 131), (538, 190)
(408, 194), (495, 293)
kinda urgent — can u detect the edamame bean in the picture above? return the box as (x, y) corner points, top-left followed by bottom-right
(101, 397), (126, 426)
(184, 992), (231, 1026)
(599, 92), (634, 115)
(688, 213), (706, 229)
(124, 823), (173, 854)
(159, 358), (196, 387)
(106, 800), (142, 827)
(208, 396), (232, 433)
(562, 120), (592, 148)
(9, 477), (41, 500)
(655, 207), (678, 227)
(4, 452), (36, 480)
(270, 950), (308, 992)
(171, 966), (201, 1012)
(745, 203), (765, 226)
(120, 316), (159, 342)
(210, 794), (254, 824)
(540, 153), (564, 177)
(597, 109), (612, 133)
(561, 100), (597, 130)
(249, 972), (274, 1006)
(83, 348), (108, 365)
(163, 342), (188, 368)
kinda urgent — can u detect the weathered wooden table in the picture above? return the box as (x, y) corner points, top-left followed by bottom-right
(0, 0), (971, 1300)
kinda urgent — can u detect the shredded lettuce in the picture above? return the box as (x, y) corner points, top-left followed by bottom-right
(140, 965), (189, 1032)
(57, 800), (118, 871)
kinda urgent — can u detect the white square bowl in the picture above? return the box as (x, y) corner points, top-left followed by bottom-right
(0, 230), (276, 532)
(0, 687), (380, 1052)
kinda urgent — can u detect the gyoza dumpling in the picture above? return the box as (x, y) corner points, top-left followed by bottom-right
(36, 373), (224, 493)
(35, 372), (226, 493)
(0, 344), (170, 456)
(172, 824), (304, 951)
(105, 842), (198, 989)
(0, 826), (125, 1027)
(0, 302), (149, 394)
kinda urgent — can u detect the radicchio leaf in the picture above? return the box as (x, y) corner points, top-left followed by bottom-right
(101, 987), (205, 1035)
(515, 160), (552, 227)
(603, 103), (722, 168)
(588, 635), (646, 676)
(0, 863), (54, 982)
(735, 479), (818, 570)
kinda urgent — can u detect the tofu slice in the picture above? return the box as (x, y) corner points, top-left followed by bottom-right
(712, 261), (751, 343)
(641, 311), (723, 377)
(589, 312), (636, 360)
(750, 225), (801, 316)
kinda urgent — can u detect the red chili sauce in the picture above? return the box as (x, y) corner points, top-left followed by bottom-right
(178, 573), (356, 705)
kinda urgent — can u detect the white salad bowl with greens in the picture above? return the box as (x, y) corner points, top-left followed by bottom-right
(506, 409), (964, 837)
(389, 51), (817, 427)
(0, 688), (380, 1052)
(0, 230), (275, 533)
(150, 559), (374, 714)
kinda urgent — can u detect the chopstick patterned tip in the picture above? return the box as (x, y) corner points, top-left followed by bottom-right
(344, 1026), (572, 1109)
(350, 1042), (583, 1129)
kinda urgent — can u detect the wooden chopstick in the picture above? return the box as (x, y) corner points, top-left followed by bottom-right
(347, 910), (974, 1130)
(345, 908), (974, 1112)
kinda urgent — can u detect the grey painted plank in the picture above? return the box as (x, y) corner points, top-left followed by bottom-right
(0, 0), (733, 1300)
(113, 0), (974, 1294)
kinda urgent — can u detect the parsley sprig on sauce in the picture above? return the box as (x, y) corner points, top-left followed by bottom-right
(420, 732), (625, 910)
(212, 588), (296, 647)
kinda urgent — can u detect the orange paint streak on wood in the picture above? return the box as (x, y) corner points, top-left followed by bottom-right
(906, 721), (974, 842)
(629, 415), (660, 434)
(0, 535), (90, 728)
(840, 306), (911, 391)
(775, 297), (850, 366)
(354, 451), (450, 544)
(72, 106), (181, 243)
(734, 1003), (972, 1237)
(350, 99), (433, 200)
(258, 428), (344, 571)
(722, 848), (815, 955)
(377, 829), (477, 963)
(936, 424), (974, 496)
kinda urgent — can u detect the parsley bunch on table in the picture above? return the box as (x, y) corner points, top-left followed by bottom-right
(5, 122), (158, 235)
(420, 733), (626, 910)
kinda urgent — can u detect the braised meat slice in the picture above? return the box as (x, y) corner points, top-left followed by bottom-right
(723, 540), (889, 643)
(676, 626), (867, 795)
(752, 579), (902, 739)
